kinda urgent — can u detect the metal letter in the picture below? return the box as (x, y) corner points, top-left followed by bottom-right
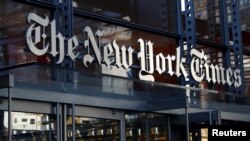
(121, 46), (134, 69)
(26, 13), (49, 56)
(155, 53), (166, 74)
(137, 39), (154, 82)
(112, 40), (122, 68)
(103, 43), (114, 68)
(83, 26), (102, 65)
(67, 36), (79, 61)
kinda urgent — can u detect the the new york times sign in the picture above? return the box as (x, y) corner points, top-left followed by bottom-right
(26, 13), (242, 88)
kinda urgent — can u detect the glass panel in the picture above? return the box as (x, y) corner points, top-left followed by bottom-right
(125, 113), (169, 141)
(69, 116), (120, 141)
(0, 0), (51, 68)
(240, 0), (250, 94)
(73, 0), (177, 32)
(196, 44), (226, 92)
(240, 0), (250, 32)
(148, 114), (169, 141)
(73, 16), (178, 84)
(0, 111), (6, 140)
(0, 112), (57, 141)
(125, 113), (147, 140)
(194, 0), (222, 43)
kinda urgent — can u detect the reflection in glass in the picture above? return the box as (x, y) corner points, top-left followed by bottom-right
(68, 116), (119, 141)
(73, 0), (177, 32)
(194, 0), (222, 43)
(125, 113), (169, 141)
(73, 16), (178, 84)
(125, 113), (147, 141)
(0, 112), (57, 141)
(0, 0), (51, 68)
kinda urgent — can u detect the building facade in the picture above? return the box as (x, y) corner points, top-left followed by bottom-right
(0, 0), (250, 141)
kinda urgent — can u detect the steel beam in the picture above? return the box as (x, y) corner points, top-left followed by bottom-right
(230, 0), (245, 94)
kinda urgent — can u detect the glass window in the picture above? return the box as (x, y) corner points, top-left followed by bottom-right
(125, 113), (169, 141)
(22, 118), (28, 122)
(240, 0), (250, 33)
(0, 0), (52, 68)
(73, 0), (177, 32)
(125, 113), (147, 140)
(194, 0), (222, 43)
(69, 116), (120, 140)
(30, 119), (35, 124)
(73, 16), (178, 84)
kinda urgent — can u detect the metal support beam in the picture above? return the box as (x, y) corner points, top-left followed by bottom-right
(0, 74), (14, 141)
(219, 0), (231, 93)
(71, 104), (76, 141)
(184, 0), (196, 50)
(8, 87), (11, 141)
(167, 117), (171, 141)
(146, 114), (149, 141)
(185, 96), (190, 141)
(120, 112), (125, 141)
(62, 104), (67, 141)
(56, 103), (61, 141)
(230, 0), (245, 94)
(176, 0), (185, 85)
(178, 0), (197, 87)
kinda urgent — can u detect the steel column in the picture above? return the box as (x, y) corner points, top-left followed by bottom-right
(179, 0), (197, 87)
(62, 104), (67, 141)
(56, 103), (61, 141)
(219, 0), (231, 93)
(167, 117), (171, 141)
(120, 112), (125, 141)
(185, 96), (190, 141)
(71, 104), (76, 141)
(176, 0), (185, 85)
(8, 87), (12, 141)
(230, 0), (245, 94)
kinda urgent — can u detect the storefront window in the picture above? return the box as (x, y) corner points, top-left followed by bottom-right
(125, 113), (169, 141)
(73, 0), (177, 32)
(69, 116), (120, 140)
(125, 113), (147, 140)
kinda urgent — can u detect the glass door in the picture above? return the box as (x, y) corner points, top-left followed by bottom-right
(67, 105), (123, 141)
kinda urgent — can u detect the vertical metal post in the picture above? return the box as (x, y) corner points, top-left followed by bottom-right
(230, 0), (245, 94)
(185, 0), (197, 87)
(209, 111), (212, 125)
(56, 103), (61, 141)
(176, 0), (185, 85)
(219, 0), (231, 93)
(177, 0), (197, 87)
(185, 96), (190, 141)
(62, 104), (67, 141)
(167, 117), (171, 141)
(49, 115), (52, 141)
(217, 111), (221, 125)
(146, 114), (149, 141)
(8, 87), (11, 141)
(72, 104), (75, 141)
(120, 112), (125, 141)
